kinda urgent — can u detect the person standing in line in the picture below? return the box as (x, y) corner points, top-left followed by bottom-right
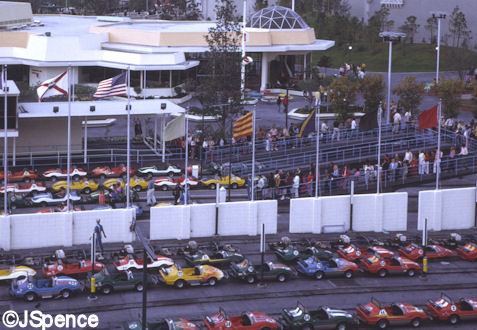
(246, 175), (252, 201)
(418, 150), (425, 176)
(276, 96), (282, 112)
(92, 219), (107, 255)
(292, 172), (300, 198)
(98, 187), (106, 206)
(350, 117), (357, 138)
(146, 175), (156, 206)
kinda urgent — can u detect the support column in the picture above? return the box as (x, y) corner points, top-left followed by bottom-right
(140, 71), (143, 90)
(12, 137), (15, 166)
(162, 114), (166, 163)
(84, 116), (87, 163)
(260, 53), (270, 91)
(169, 70), (172, 89)
(303, 54), (307, 80)
(154, 116), (157, 152)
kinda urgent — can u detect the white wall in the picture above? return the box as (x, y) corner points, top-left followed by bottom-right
(150, 205), (191, 240)
(3, 209), (134, 251)
(218, 201), (257, 236)
(290, 192), (408, 234)
(257, 200), (278, 234)
(418, 188), (476, 231)
(190, 203), (216, 238)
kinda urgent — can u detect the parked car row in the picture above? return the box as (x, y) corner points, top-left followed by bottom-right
(122, 293), (477, 330)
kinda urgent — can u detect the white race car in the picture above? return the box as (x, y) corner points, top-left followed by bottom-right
(138, 163), (182, 177)
(112, 245), (174, 271)
(154, 176), (198, 191)
(42, 168), (88, 181)
(0, 266), (36, 282)
(0, 183), (47, 195)
(31, 192), (82, 206)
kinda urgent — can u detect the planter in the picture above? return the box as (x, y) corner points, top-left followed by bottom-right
(288, 107), (365, 120)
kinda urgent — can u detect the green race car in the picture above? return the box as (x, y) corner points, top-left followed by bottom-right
(0, 194), (33, 210)
(281, 302), (357, 330)
(184, 250), (245, 266)
(89, 269), (157, 295)
(274, 246), (334, 262)
(230, 260), (295, 284)
(123, 318), (198, 330)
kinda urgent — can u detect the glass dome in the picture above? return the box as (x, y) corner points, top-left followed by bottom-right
(248, 6), (309, 30)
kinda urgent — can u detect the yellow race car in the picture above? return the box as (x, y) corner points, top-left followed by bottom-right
(102, 178), (148, 192)
(0, 266), (36, 282)
(158, 264), (224, 288)
(51, 180), (99, 194)
(200, 175), (245, 190)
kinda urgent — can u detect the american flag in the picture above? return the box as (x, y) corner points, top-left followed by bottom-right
(93, 72), (127, 98)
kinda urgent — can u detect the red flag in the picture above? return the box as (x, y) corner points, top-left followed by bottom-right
(418, 104), (438, 130)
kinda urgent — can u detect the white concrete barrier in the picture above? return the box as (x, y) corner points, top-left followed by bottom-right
(353, 192), (408, 232)
(290, 192), (408, 234)
(257, 200), (278, 234)
(10, 213), (72, 250)
(190, 203), (216, 238)
(0, 216), (11, 251)
(150, 205), (191, 240)
(418, 188), (475, 231)
(72, 208), (135, 245)
(218, 201), (256, 236)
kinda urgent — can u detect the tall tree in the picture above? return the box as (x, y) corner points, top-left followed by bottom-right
(366, 6), (393, 46)
(197, 0), (242, 136)
(435, 78), (465, 118)
(328, 77), (358, 122)
(360, 75), (385, 113)
(449, 6), (471, 48)
(399, 16), (419, 44)
(393, 76), (425, 112)
(425, 16), (437, 44)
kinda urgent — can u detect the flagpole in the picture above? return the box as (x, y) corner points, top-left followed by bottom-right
(126, 66), (131, 208)
(3, 65), (8, 215)
(66, 65), (71, 212)
(251, 105), (256, 201)
(240, 0), (247, 101)
(377, 102), (383, 194)
(184, 106), (189, 206)
(315, 99), (320, 198)
(436, 100), (442, 190)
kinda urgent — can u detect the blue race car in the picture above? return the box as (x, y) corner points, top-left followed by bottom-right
(10, 276), (82, 301)
(297, 256), (359, 280)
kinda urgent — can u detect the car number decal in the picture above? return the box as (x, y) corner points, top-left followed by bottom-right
(379, 309), (387, 316)
(27, 283), (33, 289)
(225, 321), (232, 327)
(451, 305), (457, 312)
(293, 250), (299, 256)
(304, 314), (311, 321)
(57, 265), (63, 271)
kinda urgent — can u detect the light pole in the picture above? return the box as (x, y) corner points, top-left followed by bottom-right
(431, 12), (447, 84)
(379, 31), (406, 124)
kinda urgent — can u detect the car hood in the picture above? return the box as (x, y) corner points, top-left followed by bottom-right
(326, 308), (353, 319)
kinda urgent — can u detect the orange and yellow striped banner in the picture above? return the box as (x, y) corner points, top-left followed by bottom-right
(233, 111), (253, 140)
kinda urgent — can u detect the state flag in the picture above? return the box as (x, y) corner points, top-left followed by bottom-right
(36, 71), (68, 101)
(233, 111), (253, 140)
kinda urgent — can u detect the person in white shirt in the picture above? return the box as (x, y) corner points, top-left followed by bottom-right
(393, 111), (401, 133)
(458, 145), (468, 156)
(257, 175), (265, 199)
(350, 117), (357, 137)
(433, 148), (443, 174)
(404, 149), (413, 163)
(404, 110), (411, 124)
(292, 173), (300, 198)
(418, 150), (425, 175)
(321, 121), (329, 138)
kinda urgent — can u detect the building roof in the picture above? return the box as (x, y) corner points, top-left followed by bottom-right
(248, 6), (309, 30)
(18, 98), (184, 119)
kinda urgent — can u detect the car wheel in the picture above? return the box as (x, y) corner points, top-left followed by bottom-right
(407, 269), (416, 277)
(134, 185), (142, 192)
(302, 325), (312, 330)
(41, 201), (48, 207)
(83, 188), (91, 194)
(260, 328), (271, 330)
(51, 176), (58, 182)
(73, 175), (80, 181)
(344, 270), (353, 279)
(336, 322), (347, 330)
(102, 285), (113, 295)
(314, 271), (325, 280)
(161, 185), (168, 191)
(56, 273), (65, 277)
(168, 171), (174, 177)
(11, 204), (16, 210)
(209, 183), (216, 190)
(232, 183), (238, 189)
(25, 177), (31, 183)
(100, 174), (106, 180)
(60, 289), (71, 299)
(174, 279), (185, 289)
(449, 314), (459, 325)
(277, 274), (287, 282)
(410, 318), (422, 328)
(25, 200), (33, 207)
(246, 275), (255, 284)
(25, 292), (36, 302)
(377, 319), (389, 329)
(135, 283), (144, 292)
(208, 277), (217, 286)
(378, 269), (387, 278)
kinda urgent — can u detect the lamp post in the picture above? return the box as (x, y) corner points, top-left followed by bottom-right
(431, 12), (447, 84)
(379, 31), (406, 124)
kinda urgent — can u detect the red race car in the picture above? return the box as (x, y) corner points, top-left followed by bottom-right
(360, 255), (420, 277)
(0, 169), (38, 182)
(337, 245), (394, 261)
(455, 242), (477, 262)
(398, 243), (454, 261)
(426, 293), (477, 325)
(91, 165), (134, 178)
(203, 308), (278, 330)
(42, 250), (105, 278)
(356, 297), (427, 329)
